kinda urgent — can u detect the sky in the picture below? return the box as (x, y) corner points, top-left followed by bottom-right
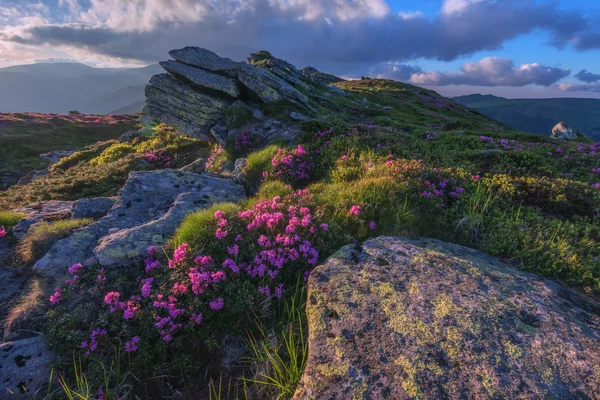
(0, 0), (600, 98)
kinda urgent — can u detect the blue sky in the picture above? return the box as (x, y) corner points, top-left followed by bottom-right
(1, 0), (600, 98)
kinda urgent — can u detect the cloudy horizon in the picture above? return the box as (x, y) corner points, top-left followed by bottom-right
(1, 0), (600, 99)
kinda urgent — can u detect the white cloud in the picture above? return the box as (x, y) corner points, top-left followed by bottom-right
(410, 57), (570, 87)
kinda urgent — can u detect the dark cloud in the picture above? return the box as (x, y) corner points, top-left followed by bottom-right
(409, 57), (570, 87)
(575, 69), (600, 83)
(3, 0), (600, 73)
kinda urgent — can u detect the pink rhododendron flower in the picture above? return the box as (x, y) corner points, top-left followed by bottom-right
(0, 226), (6, 238)
(215, 228), (228, 240)
(349, 205), (361, 216)
(49, 288), (62, 304)
(68, 263), (82, 275)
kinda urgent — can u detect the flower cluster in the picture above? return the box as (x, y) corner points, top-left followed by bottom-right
(233, 131), (259, 153)
(264, 145), (311, 186)
(0, 226), (6, 238)
(57, 190), (327, 355)
(142, 150), (171, 167)
(206, 146), (226, 173)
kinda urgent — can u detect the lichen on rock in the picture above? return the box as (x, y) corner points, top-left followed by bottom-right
(295, 236), (600, 399)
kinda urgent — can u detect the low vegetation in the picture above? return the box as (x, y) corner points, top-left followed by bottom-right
(2, 79), (598, 398)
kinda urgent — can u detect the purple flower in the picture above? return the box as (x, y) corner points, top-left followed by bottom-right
(369, 221), (376, 230)
(209, 298), (224, 311)
(125, 336), (140, 352)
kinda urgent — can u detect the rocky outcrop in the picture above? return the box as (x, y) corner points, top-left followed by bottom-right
(0, 337), (53, 397)
(295, 237), (600, 399)
(33, 170), (245, 278)
(144, 47), (343, 143)
(552, 122), (582, 141)
(301, 66), (346, 85)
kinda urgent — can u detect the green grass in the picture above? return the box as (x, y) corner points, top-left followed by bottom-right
(16, 218), (92, 264)
(0, 211), (24, 228)
(0, 113), (139, 180)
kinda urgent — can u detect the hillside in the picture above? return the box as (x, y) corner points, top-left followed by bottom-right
(0, 63), (161, 114)
(0, 113), (139, 190)
(455, 94), (600, 140)
(1, 48), (599, 399)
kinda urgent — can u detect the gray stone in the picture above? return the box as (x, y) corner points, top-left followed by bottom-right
(39, 150), (76, 165)
(238, 63), (308, 106)
(160, 60), (240, 98)
(551, 122), (581, 141)
(169, 47), (241, 78)
(210, 124), (228, 146)
(0, 337), (53, 397)
(300, 66), (345, 85)
(295, 236), (600, 399)
(95, 183), (244, 268)
(232, 158), (248, 184)
(289, 111), (310, 121)
(0, 268), (26, 304)
(118, 130), (142, 142)
(33, 170), (245, 278)
(12, 201), (73, 240)
(31, 169), (48, 182)
(72, 197), (115, 220)
(252, 108), (264, 121)
(180, 158), (206, 174)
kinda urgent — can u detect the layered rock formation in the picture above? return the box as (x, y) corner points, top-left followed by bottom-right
(296, 237), (600, 399)
(143, 47), (320, 142)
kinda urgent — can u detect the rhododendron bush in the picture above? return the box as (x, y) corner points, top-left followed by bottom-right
(46, 189), (337, 381)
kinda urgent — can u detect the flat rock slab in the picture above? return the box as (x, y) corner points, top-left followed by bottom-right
(160, 60), (240, 98)
(295, 237), (600, 399)
(33, 170), (245, 279)
(72, 197), (115, 220)
(169, 47), (241, 77)
(12, 201), (73, 240)
(0, 337), (53, 397)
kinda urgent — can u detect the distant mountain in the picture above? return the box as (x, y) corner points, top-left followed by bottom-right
(0, 63), (161, 114)
(454, 94), (600, 140)
(109, 100), (145, 115)
(83, 85), (146, 114)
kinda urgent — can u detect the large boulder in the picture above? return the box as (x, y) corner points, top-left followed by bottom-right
(295, 237), (600, 399)
(301, 66), (346, 85)
(552, 122), (581, 141)
(238, 63), (308, 106)
(33, 170), (245, 279)
(160, 60), (240, 98)
(144, 73), (230, 140)
(0, 337), (53, 397)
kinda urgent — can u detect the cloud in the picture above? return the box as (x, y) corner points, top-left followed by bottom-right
(556, 82), (600, 93)
(0, 0), (599, 73)
(408, 57), (570, 87)
(575, 69), (600, 83)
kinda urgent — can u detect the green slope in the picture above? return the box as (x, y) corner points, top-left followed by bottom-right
(454, 94), (600, 140)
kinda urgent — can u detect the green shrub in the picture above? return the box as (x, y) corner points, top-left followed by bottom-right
(224, 103), (253, 129)
(16, 218), (92, 264)
(244, 145), (280, 187)
(89, 143), (136, 166)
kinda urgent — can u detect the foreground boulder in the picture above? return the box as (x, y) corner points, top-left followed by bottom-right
(295, 237), (600, 399)
(0, 337), (53, 397)
(33, 170), (245, 279)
